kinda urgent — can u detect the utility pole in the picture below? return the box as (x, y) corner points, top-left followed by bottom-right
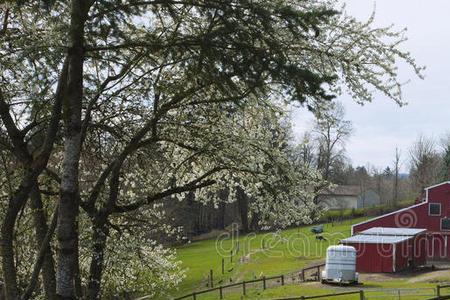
(393, 148), (401, 206)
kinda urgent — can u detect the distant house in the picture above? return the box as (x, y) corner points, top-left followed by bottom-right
(318, 185), (381, 210)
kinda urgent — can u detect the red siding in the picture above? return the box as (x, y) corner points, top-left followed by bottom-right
(342, 239), (413, 273)
(342, 242), (394, 273)
(353, 203), (428, 233)
(413, 234), (427, 265)
(395, 241), (409, 271)
(428, 234), (446, 259)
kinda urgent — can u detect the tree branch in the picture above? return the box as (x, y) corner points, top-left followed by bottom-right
(113, 179), (217, 213)
(0, 89), (30, 162)
(81, 53), (144, 145)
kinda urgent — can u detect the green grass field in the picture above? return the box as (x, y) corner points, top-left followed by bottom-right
(168, 216), (450, 299)
(171, 218), (367, 298)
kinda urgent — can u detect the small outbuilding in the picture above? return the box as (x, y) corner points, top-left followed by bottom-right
(340, 227), (427, 273)
(318, 185), (381, 210)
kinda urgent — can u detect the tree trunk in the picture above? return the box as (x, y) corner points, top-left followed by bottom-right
(216, 188), (228, 230)
(216, 201), (226, 230)
(57, 148), (81, 299)
(30, 184), (57, 300)
(1, 203), (21, 300)
(250, 211), (260, 231)
(56, 1), (86, 298)
(236, 186), (249, 232)
(87, 218), (109, 300)
(1, 171), (37, 299)
(73, 238), (83, 299)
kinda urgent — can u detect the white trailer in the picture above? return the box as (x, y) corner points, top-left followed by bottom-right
(321, 245), (358, 284)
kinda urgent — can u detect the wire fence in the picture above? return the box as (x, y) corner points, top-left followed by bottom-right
(363, 287), (436, 299)
(166, 264), (326, 300)
(172, 274), (285, 300)
(167, 284), (450, 300)
(273, 286), (450, 300)
(141, 262), (450, 300)
(275, 290), (365, 300)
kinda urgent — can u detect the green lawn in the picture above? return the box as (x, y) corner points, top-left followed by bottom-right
(171, 217), (368, 298)
(164, 215), (450, 299)
(189, 280), (440, 300)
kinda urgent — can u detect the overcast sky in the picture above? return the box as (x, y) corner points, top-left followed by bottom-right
(292, 0), (450, 173)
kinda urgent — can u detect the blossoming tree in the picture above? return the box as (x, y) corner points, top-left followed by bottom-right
(0, 0), (422, 299)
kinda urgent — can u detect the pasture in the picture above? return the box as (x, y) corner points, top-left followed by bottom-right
(172, 218), (366, 297)
(169, 217), (450, 299)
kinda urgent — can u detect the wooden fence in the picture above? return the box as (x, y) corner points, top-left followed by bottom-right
(173, 274), (284, 300)
(299, 264), (325, 282)
(430, 284), (450, 300)
(172, 264), (325, 300)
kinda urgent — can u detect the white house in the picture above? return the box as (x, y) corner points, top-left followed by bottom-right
(318, 185), (381, 210)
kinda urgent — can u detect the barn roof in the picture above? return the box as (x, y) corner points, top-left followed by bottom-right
(359, 227), (426, 236)
(425, 181), (450, 190)
(340, 234), (412, 244)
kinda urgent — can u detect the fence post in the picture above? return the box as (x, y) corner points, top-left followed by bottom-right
(359, 290), (364, 300)
(210, 269), (214, 288)
(192, 292), (197, 300)
(243, 281), (246, 295)
(437, 285), (441, 297)
(302, 269), (305, 281)
(230, 250), (233, 263)
(219, 286), (223, 299)
(221, 258), (225, 275)
(317, 266), (320, 281)
(263, 276), (266, 290)
(281, 275), (285, 286)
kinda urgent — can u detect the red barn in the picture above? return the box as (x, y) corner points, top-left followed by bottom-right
(352, 181), (450, 261)
(341, 227), (427, 273)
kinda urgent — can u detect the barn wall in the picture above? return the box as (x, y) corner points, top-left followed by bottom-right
(426, 183), (450, 231)
(352, 203), (428, 234)
(413, 234), (427, 266)
(342, 242), (394, 273)
(428, 234), (447, 260)
(395, 241), (409, 271)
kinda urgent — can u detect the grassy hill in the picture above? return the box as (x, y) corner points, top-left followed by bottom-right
(164, 215), (450, 299)
(172, 217), (368, 298)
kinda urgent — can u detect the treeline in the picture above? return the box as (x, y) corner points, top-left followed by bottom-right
(168, 107), (450, 240)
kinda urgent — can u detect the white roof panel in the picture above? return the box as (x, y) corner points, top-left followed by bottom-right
(360, 227), (426, 236)
(341, 234), (412, 245)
